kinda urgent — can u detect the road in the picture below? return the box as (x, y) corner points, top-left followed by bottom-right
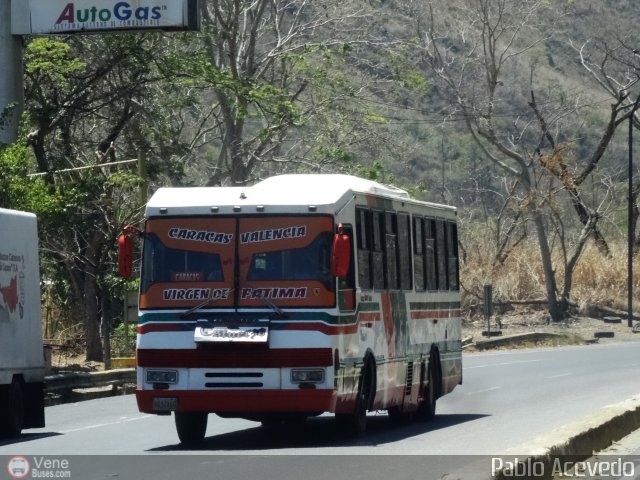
(1, 342), (640, 479)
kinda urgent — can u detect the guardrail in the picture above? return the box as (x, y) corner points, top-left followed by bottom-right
(44, 368), (136, 404)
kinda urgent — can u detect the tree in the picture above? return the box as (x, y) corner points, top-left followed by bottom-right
(575, 36), (640, 249)
(22, 35), (171, 361)
(180, 0), (374, 185)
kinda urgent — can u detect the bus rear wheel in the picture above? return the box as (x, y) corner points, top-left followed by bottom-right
(175, 412), (208, 446)
(415, 359), (438, 422)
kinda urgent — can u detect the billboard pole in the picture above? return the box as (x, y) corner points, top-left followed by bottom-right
(0, 0), (23, 145)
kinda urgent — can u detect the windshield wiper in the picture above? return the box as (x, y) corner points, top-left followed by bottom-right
(180, 289), (234, 319)
(258, 294), (285, 319)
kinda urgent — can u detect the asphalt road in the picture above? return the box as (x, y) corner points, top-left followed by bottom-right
(2, 342), (640, 479)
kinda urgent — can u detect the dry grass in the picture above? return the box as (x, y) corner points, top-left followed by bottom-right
(461, 239), (639, 314)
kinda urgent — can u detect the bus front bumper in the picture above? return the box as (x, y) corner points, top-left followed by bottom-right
(136, 388), (337, 414)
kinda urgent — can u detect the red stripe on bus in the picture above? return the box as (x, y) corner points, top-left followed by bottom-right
(357, 311), (381, 322)
(138, 323), (186, 334)
(136, 389), (337, 413)
(277, 322), (359, 335)
(137, 347), (334, 368)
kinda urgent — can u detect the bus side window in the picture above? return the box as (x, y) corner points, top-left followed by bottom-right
(447, 221), (460, 291)
(424, 218), (437, 291)
(356, 208), (372, 290)
(435, 219), (448, 291)
(372, 211), (385, 290)
(398, 213), (412, 290)
(413, 216), (425, 291)
(385, 212), (398, 290)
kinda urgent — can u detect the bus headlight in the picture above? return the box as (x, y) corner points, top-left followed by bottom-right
(146, 369), (178, 384)
(291, 369), (325, 384)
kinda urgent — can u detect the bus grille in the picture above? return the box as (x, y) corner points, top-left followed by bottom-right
(204, 371), (264, 389)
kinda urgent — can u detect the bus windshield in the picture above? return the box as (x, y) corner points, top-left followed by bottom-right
(139, 216), (336, 310)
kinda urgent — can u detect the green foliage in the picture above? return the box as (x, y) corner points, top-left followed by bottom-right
(386, 50), (429, 95)
(24, 38), (85, 88)
(110, 321), (136, 357)
(0, 143), (50, 212)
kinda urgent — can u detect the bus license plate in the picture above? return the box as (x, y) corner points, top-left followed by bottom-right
(194, 325), (269, 343)
(153, 397), (178, 412)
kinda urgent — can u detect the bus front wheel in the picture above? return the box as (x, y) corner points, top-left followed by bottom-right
(336, 357), (375, 435)
(174, 411), (208, 446)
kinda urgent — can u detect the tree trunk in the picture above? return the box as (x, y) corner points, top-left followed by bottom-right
(531, 208), (563, 321)
(84, 230), (105, 362)
(84, 272), (102, 361)
(100, 292), (112, 370)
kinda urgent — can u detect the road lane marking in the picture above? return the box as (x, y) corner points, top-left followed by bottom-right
(546, 372), (572, 379)
(60, 414), (153, 434)
(465, 359), (542, 369)
(465, 386), (502, 395)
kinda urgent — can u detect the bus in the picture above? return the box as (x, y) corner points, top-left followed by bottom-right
(118, 174), (462, 444)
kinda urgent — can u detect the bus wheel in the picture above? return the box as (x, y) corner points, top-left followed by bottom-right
(1, 380), (25, 436)
(336, 358), (374, 435)
(175, 412), (208, 446)
(415, 360), (438, 422)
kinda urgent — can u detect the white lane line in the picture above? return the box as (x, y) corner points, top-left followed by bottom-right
(60, 414), (153, 434)
(465, 386), (502, 395)
(465, 359), (542, 370)
(546, 372), (572, 379)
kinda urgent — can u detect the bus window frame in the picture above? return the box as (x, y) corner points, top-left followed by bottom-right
(355, 207), (373, 290)
(413, 215), (426, 292)
(371, 209), (386, 291)
(397, 212), (412, 291)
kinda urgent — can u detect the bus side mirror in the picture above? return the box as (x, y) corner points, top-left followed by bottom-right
(118, 234), (133, 278)
(331, 228), (351, 278)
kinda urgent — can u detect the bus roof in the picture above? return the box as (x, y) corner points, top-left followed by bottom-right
(145, 174), (455, 217)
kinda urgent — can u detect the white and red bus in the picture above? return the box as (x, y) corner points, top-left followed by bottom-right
(119, 174), (462, 444)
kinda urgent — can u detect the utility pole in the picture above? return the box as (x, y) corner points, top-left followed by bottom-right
(628, 97), (640, 328)
(138, 149), (148, 205)
(0, 0), (24, 145)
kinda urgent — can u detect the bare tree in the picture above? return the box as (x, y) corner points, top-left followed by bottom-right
(196, 0), (372, 185)
(402, 0), (638, 319)
(575, 37), (640, 248)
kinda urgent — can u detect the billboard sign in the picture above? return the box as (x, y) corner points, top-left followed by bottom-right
(11, 0), (199, 35)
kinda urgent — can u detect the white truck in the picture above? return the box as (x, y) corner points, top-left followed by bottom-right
(0, 208), (45, 435)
